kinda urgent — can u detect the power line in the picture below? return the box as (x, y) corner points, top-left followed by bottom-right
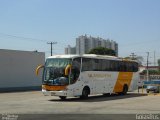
(0, 32), (47, 42)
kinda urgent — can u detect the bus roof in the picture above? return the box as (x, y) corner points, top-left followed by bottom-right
(48, 54), (79, 59)
(48, 54), (117, 59)
(47, 54), (137, 62)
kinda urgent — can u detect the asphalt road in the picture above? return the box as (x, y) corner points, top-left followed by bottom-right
(0, 91), (160, 120)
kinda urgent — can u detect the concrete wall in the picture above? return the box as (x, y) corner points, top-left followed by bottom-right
(0, 49), (45, 92)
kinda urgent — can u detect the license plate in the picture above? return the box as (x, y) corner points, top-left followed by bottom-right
(51, 92), (56, 96)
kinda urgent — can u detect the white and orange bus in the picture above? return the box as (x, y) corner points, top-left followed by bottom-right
(36, 54), (139, 100)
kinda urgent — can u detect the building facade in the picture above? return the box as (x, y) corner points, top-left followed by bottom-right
(0, 49), (45, 92)
(65, 45), (76, 54)
(65, 35), (118, 56)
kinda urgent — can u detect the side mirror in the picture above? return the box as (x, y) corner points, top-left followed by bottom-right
(65, 64), (72, 76)
(35, 65), (44, 76)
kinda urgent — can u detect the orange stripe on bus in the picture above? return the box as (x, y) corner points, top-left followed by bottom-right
(42, 85), (67, 91)
(113, 72), (133, 93)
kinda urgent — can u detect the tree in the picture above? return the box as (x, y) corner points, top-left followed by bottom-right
(141, 70), (160, 75)
(88, 47), (116, 56)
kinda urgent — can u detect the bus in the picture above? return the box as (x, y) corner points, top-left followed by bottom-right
(36, 54), (139, 100)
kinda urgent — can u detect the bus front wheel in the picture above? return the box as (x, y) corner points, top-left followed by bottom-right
(80, 87), (90, 99)
(59, 96), (66, 100)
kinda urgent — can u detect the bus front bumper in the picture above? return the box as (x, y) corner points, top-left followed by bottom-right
(42, 89), (69, 97)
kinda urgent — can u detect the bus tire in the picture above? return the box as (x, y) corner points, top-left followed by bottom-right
(59, 96), (66, 100)
(103, 93), (110, 96)
(118, 84), (128, 95)
(80, 87), (90, 99)
(122, 84), (128, 95)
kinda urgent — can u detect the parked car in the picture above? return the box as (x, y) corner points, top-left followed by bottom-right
(146, 85), (159, 93)
(145, 80), (160, 93)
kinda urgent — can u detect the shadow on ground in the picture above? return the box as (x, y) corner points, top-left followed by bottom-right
(48, 93), (147, 102)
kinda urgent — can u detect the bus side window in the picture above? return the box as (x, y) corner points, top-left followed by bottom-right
(128, 62), (133, 72)
(82, 58), (93, 71)
(117, 61), (120, 71)
(119, 61), (123, 71)
(133, 62), (138, 72)
(110, 61), (116, 71)
(72, 58), (81, 71)
(93, 59), (102, 71)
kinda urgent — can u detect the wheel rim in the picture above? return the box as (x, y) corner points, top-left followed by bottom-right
(82, 89), (89, 98)
(59, 96), (66, 100)
(123, 85), (128, 94)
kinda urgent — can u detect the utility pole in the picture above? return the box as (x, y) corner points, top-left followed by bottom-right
(154, 51), (156, 66)
(146, 52), (149, 81)
(47, 42), (57, 56)
(130, 53), (136, 60)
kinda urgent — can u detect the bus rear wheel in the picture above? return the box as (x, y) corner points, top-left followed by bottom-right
(59, 96), (66, 100)
(118, 84), (128, 95)
(122, 84), (128, 95)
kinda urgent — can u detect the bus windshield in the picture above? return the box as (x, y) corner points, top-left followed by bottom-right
(45, 58), (71, 68)
(43, 58), (72, 85)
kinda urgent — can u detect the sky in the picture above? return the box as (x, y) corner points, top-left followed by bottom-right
(0, 0), (160, 65)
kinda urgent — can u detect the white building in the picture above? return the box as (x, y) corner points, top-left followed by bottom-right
(73, 35), (118, 56)
(0, 49), (45, 92)
(65, 45), (76, 54)
(65, 35), (118, 56)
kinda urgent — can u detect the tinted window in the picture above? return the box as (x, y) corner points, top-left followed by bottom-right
(82, 58), (93, 71)
(72, 57), (81, 70)
(92, 59), (102, 71)
(81, 58), (138, 72)
(101, 59), (110, 71)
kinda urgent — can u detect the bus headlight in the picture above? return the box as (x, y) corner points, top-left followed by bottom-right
(42, 85), (46, 90)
